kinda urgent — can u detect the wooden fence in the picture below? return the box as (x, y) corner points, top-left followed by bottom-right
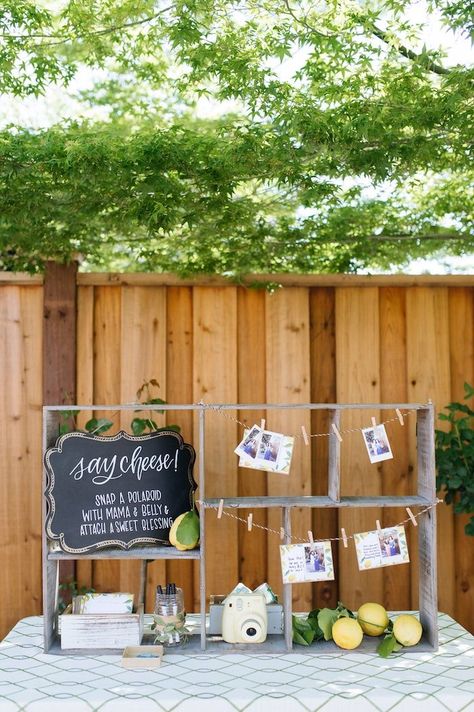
(1, 271), (473, 640)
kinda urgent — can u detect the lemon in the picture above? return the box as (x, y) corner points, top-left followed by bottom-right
(332, 617), (364, 650)
(393, 614), (423, 646)
(169, 511), (200, 551)
(357, 602), (389, 636)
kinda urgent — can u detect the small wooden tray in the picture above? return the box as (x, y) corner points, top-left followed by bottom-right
(122, 645), (164, 668)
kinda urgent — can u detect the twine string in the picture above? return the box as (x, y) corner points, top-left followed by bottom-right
(197, 401), (423, 439)
(196, 498), (443, 544)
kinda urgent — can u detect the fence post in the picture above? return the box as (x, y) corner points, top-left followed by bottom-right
(43, 260), (78, 600)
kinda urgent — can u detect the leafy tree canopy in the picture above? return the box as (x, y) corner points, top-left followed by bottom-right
(0, 0), (473, 275)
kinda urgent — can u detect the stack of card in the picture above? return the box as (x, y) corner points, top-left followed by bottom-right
(235, 424), (294, 474)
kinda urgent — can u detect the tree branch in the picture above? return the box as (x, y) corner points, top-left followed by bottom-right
(0, 5), (174, 47)
(281, 0), (451, 76)
(370, 24), (451, 76)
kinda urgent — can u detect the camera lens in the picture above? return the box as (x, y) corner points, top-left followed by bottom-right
(241, 617), (264, 642)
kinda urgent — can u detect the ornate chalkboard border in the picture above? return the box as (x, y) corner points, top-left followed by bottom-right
(44, 429), (196, 553)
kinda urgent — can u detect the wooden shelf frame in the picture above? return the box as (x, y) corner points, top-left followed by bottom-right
(43, 402), (438, 654)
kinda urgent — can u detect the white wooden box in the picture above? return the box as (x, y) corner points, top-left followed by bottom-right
(60, 605), (144, 650)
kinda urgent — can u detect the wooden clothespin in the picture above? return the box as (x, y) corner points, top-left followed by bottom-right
(406, 507), (417, 527)
(217, 499), (224, 519)
(307, 530), (314, 544)
(341, 528), (348, 548)
(331, 423), (343, 442)
(260, 418), (266, 430)
(301, 425), (309, 446)
(395, 408), (404, 426)
(280, 527), (285, 540)
(247, 513), (253, 531)
(371, 417), (377, 428)
(376, 519), (382, 532)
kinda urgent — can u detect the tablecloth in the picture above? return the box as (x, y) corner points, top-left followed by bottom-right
(0, 613), (473, 711)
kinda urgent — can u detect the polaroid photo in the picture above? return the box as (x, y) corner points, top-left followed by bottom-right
(234, 424), (262, 460)
(280, 541), (334, 584)
(362, 424), (393, 463)
(240, 430), (294, 474)
(354, 525), (409, 571)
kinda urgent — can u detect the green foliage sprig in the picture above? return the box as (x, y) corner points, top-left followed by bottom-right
(58, 379), (179, 436)
(435, 382), (474, 536)
(58, 579), (96, 614)
(292, 602), (355, 646)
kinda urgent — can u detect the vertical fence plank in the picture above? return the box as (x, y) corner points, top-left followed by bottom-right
(21, 287), (44, 618)
(265, 288), (312, 611)
(310, 287), (338, 608)
(406, 287), (454, 616)
(193, 287), (238, 602)
(237, 288), (267, 590)
(0, 285), (43, 637)
(448, 288), (474, 632)
(75, 286), (95, 590)
(165, 287), (196, 612)
(336, 288), (384, 610)
(120, 286), (168, 610)
(92, 286), (122, 594)
(379, 287), (411, 611)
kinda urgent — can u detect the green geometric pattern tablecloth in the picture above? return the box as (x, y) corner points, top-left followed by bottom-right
(0, 614), (473, 711)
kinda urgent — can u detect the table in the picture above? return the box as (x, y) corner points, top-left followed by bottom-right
(0, 614), (473, 711)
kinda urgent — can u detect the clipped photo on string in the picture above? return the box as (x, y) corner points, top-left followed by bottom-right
(362, 424), (393, 463)
(234, 424), (262, 460)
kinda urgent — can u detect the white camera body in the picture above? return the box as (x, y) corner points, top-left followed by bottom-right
(221, 592), (268, 644)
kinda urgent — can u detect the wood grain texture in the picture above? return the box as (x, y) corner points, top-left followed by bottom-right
(43, 263), (77, 593)
(75, 286), (94, 591)
(193, 287), (239, 602)
(0, 285), (43, 637)
(448, 288), (474, 632)
(310, 288), (338, 607)
(237, 288), (267, 591)
(406, 287), (454, 615)
(379, 287), (411, 611)
(77, 273), (474, 288)
(91, 286), (122, 595)
(165, 287), (196, 612)
(265, 288), (312, 611)
(120, 286), (167, 611)
(21, 286), (44, 620)
(336, 287), (384, 610)
(43, 261), (77, 405)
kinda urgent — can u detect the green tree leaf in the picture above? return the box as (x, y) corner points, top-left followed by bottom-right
(377, 632), (403, 657)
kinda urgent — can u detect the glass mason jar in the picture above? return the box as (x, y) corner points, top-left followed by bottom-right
(153, 587), (186, 646)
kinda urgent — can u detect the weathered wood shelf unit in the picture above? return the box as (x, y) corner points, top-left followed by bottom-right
(43, 402), (437, 654)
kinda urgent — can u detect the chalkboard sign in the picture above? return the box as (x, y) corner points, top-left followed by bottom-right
(44, 430), (196, 553)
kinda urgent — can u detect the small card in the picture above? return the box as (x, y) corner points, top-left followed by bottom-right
(280, 542), (335, 583)
(75, 592), (134, 614)
(354, 525), (409, 571)
(362, 424), (393, 463)
(238, 427), (294, 475)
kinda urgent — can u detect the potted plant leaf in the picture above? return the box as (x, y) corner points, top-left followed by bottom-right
(435, 382), (474, 536)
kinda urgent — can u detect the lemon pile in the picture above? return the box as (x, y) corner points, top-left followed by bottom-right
(331, 603), (422, 653)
